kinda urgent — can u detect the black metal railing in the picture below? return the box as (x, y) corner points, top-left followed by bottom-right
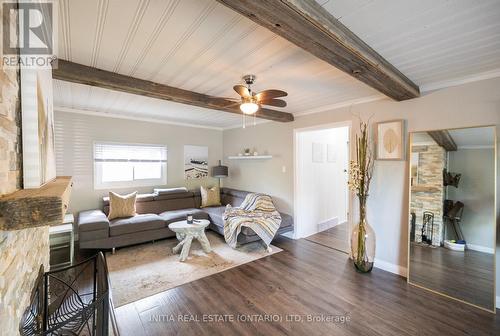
(20, 252), (110, 335)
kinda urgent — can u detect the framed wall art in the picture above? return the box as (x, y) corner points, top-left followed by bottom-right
(376, 120), (405, 160)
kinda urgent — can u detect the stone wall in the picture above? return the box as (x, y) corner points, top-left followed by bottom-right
(410, 144), (446, 246)
(0, 34), (21, 194)
(0, 4), (51, 335)
(0, 227), (50, 334)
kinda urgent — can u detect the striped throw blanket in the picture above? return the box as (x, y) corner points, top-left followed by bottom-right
(223, 193), (282, 249)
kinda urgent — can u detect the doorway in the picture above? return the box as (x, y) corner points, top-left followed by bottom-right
(294, 122), (350, 253)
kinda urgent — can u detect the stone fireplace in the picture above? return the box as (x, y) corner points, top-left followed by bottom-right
(0, 228), (50, 333)
(0, 5), (52, 334)
(410, 144), (446, 246)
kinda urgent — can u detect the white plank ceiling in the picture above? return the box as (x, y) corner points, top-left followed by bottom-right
(54, 0), (500, 129)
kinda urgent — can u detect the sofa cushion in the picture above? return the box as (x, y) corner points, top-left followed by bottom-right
(78, 210), (110, 232)
(159, 208), (209, 225)
(103, 192), (156, 206)
(154, 192), (195, 201)
(109, 214), (165, 237)
(220, 188), (249, 207)
(108, 191), (137, 220)
(154, 187), (188, 195)
(79, 229), (109, 242)
(280, 212), (293, 228)
(202, 206), (225, 227)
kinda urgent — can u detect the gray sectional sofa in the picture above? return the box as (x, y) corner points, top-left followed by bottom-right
(77, 187), (293, 250)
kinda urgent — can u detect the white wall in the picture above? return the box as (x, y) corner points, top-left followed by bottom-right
(223, 77), (500, 293)
(21, 67), (56, 188)
(295, 126), (349, 238)
(54, 111), (223, 214)
(448, 148), (495, 251)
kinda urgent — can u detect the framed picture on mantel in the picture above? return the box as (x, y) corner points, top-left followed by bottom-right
(376, 120), (405, 160)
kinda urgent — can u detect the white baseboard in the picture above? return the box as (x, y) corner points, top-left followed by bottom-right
(374, 258), (407, 277)
(466, 243), (494, 254)
(280, 231), (296, 239)
(318, 217), (339, 232)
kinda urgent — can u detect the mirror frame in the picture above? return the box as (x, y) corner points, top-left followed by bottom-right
(406, 125), (497, 314)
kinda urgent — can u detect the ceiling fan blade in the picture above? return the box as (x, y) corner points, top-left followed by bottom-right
(255, 89), (288, 100)
(259, 98), (287, 108)
(233, 85), (250, 97)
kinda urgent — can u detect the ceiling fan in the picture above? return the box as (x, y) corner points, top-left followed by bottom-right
(232, 75), (288, 115)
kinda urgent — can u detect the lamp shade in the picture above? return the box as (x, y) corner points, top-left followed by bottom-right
(212, 160), (228, 178)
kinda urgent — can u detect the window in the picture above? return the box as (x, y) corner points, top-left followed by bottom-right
(94, 142), (167, 189)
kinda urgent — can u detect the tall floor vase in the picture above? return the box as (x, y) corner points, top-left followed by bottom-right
(350, 199), (376, 273)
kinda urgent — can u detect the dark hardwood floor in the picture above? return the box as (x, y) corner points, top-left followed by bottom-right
(409, 242), (495, 310)
(305, 223), (349, 253)
(106, 236), (500, 336)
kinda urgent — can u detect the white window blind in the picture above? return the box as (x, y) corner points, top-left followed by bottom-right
(94, 142), (167, 189)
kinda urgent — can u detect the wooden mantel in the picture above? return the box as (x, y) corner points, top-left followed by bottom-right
(0, 176), (73, 230)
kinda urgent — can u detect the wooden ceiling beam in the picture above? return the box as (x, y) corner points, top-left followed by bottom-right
(216, 0), (420, 101)
(428, 130), (457, 151)
(52, 60), (294, 123)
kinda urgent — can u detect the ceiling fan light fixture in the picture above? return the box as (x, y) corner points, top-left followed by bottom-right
(240, 102), (259, 114)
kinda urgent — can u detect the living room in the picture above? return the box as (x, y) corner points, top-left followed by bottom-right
(1, 0), (500, 335)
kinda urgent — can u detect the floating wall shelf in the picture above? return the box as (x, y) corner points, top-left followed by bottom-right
(227, 155), (273, 160)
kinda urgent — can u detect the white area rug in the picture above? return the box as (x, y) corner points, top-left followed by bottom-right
(106, 231), (282, 307)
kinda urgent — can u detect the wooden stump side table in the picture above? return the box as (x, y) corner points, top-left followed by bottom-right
(168, 219), (212, 261)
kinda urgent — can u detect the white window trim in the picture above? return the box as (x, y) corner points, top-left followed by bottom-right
(93, 141), (167, 190)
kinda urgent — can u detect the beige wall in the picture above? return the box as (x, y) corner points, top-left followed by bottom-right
(223, 77), (500, 293)
(54, 111), (224, 215)
(448, 148), (496, 250)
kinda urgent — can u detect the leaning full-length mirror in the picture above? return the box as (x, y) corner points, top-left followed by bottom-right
(408, 126), (496, 312)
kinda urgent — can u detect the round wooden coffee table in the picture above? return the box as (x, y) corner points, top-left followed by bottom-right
(168, 219), (211, 261)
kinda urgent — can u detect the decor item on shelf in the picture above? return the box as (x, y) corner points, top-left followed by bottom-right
(443, 169), (461, 187)
(376, 119), (405, 160)
(244, 148), (251, 156)
(187, 213), (193, 224)
(348, 121), (375, 273)
(184, 145), (208, 179)
(253, 151), (258, 156)
(212, 160), (228, 189)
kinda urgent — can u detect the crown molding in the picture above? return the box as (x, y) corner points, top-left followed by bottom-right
(457, 145), (494, 150)
(293, 95), (386, 117)
(420, 68), (500, 93)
